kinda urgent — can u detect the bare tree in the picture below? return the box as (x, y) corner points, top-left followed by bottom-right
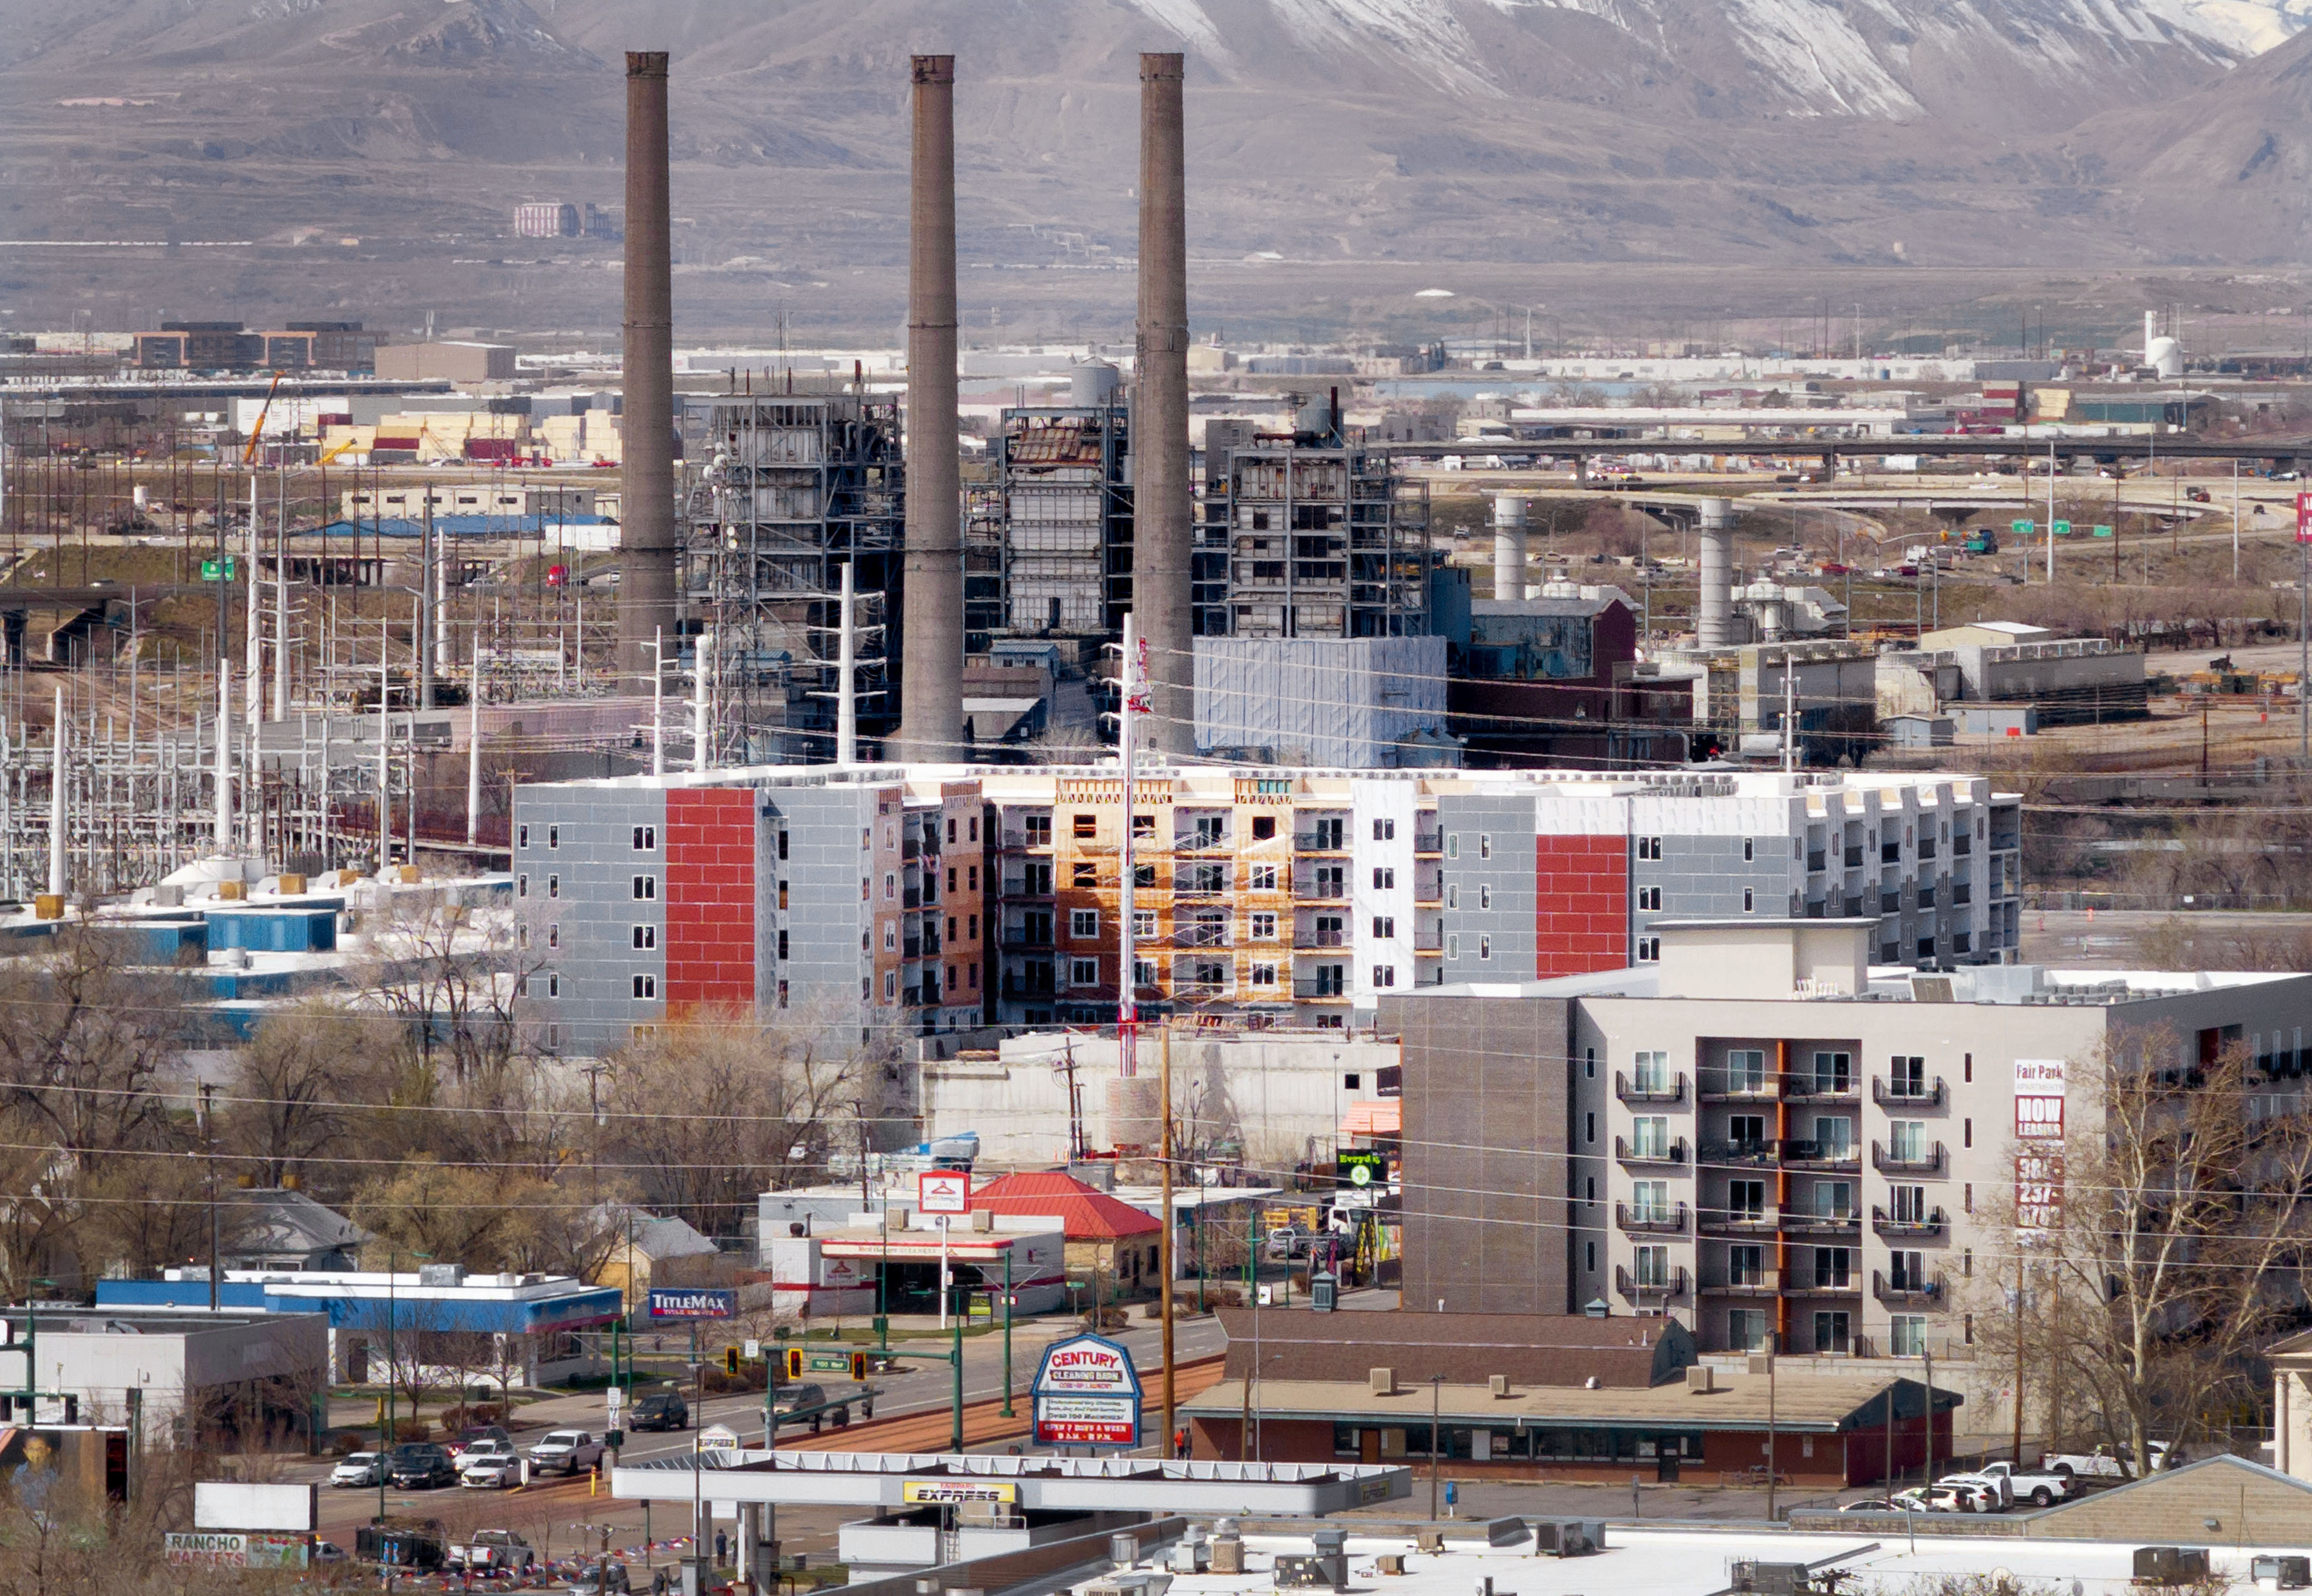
(346, 886), (535, 1087)
(221, 1005), (398, 1188)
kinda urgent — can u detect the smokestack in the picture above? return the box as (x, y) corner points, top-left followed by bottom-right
(1133, 52), (1193, 758)
(618, 51), (679, 694)
(894, 54), (963, 764)
(1696, 498), (1735, 649)
(1491, 494), (1527, 601)
(2145, 309), (2158, 359)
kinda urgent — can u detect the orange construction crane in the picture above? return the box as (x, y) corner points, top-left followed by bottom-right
(240, 370), (285, 465)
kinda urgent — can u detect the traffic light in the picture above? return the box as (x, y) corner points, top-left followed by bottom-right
(724, 1346), (740, 1376)
(785, 1348), (804, 1380)
(849, 1350), (868, 1381)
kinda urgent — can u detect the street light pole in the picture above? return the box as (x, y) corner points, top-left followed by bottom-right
(1428, 1374), (1444, 1520)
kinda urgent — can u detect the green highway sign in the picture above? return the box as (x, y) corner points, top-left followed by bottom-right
(2092, 524), (2115, 538)
(2052, 519), (2072, 536)
(2009, 519), (2034, 536)
(200, 556), (238, 581)
(805, 1351), (852, 1374)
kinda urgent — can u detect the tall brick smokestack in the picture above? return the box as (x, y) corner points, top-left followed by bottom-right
(1134, 52), (1193, 757)
(895, 53), (963, 763)
(619, 50), (679, 693)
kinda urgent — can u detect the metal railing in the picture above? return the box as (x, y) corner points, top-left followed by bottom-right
(1614, 1265), (1691, 1301)
(1615, 1071), (1688, 1105)
(1700, 1268), (1780, 1296)
(1780, 1138), (1861, 1169)
(1291, 980), (1349, 1000)
(1614, 1201), (1689, 1235)
(1695, 1139), (1775, 1167)
(1871, 1205), (1948, 1240)
(1699, 1074), (1776, 1100)
(1872, 1270), (1947, 1306)
(1613, 1135), (1689, 1168)
(1872, 1076), (1946, 1109)
(1415, 831), (1444, 853)
(1293, 832), (1350, 853)
(1293, 929), (1347, 949)
(1780, 1073), (1858, 1101)
(1293, 880), (1349, 902)
(1697, 1205), (1777, 1234)
(1872, 1140), (1947, 1176)
(1779, 1210), (1862, 1237)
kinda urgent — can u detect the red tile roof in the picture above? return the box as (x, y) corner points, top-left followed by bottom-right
(968, 1172), (1163, 1241)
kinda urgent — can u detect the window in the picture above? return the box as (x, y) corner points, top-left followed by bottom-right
(1631, 1050), (1670, 1093)
(1446, 834), (1459, 859)
(883, 923), (897, 952)
(1069, 957), (1099, 987)
(1891, 1055), (1926, 1095)
(1631, 1116), (1670, 1157)
(1251, 962), (1278, 988)
(1478, 834), (1492, 860)
(1892, 1184), (1927, 1224)
(548, 824), (560, 849)
(1478, 934), (1491, 961)
(1726, 1048), (1765, 1091)
(1963, 1118), (1972, 1148)
(1478, 884), (1491, 910)
(1243, 863), (1275, 891)
(631, 875), (655, 900)
(1727, 1309), (1767, 1351)
(1252, 815), (1276, 840)
(1636, 836), (1663, 861)
(1743, 838), (1755, 862)
(1372, 965), (1396, 988)
(1134, 863), (1156, 889)
(1132, 910), (1156, 940)
(1964, 1052), (1973, 1084)
(518, 824), (531, 849)
(548, 923), (561, 950)
(1813, 1115), (1854, 1158)
(1586, 1241), (1596, 1274)
(885, 873), (898, 900)
(547, 874), (560, 899)
(632, 824), (656, 850)
(1372, 916), (1395, 940)
(546, 972), (560, 999)
(1072, 862), (1097, 888)
(1727, 1180), (1766, 1222)
(1136, 957), (1159, 988)
(1584, 1046), (1596, 1079)
(1890, 1249), (1927, 1291)
(1585, 1176), (1596, 1205)
(1372, 867), (1395, 890)
(1373, 818), (1395, 841)
(631, 973), (656, 1000)
(884, 971), (899, 1002)
(1446, 934), (1460, 960)
(1814, 1247), (1853, 1289)
(1964, 1182), (1973, 1214)
(1814, 1180), (1855, 1220)
(968, 913), (979, 938)
(1729, 1114), (1767, 1150)
(631, 925), (657, 950)
(1889, 1121), (1925, 1161)
(1072, 813), (1097, 838)
(1023, 815), (1051, 846)
(949, 867), (960, 892)
(1585, 1112), (1596, 1144)
(1445, 884), (1458, 910)
(1631, 1179), (1670, 1222)
(517, 923), (530, 949)
(1634, 935), (1661, 962)
(517, 874), (529, 898)
(545, 1023), (560, 1050)
(968, 864), (978, 890)
(1743, 888), (1755, 913)
(1889, 1316), (1927, 1357)
(1632, 1244), (1670, 1288)
(1636, 885), (1663, 911)
(1344, 1073), (1362, 1090)
(1132, 813), (1157, 840)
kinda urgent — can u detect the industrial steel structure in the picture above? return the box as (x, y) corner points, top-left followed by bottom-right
(688, 393), (904, 763)
(973, 363), (1132, 647)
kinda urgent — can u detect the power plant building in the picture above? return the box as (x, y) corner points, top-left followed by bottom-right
(971, 363), (1132, 648)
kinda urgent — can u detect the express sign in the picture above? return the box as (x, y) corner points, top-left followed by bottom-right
(1030, 1330), (1142, 1448)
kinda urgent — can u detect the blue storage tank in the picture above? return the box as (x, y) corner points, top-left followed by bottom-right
(204, 906), (339, 954)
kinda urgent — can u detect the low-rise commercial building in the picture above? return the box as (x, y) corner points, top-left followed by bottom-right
(0, 1308), (329, 1449)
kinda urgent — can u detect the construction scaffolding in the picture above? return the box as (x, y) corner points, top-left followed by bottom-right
(1195, 428), (1430, 641)
(687, 393), (903, 764)
(981, 401), (1134, 644)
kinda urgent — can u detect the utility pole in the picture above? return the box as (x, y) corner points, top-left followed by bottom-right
(1764, 1330), (1778, 1522)
(201, 1082), (220, 1310)
(1159, 1020), (1176, 1457)
(1117, 612), (1144, 1083)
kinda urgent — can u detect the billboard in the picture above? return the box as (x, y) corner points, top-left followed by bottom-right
(193, 1481), (315, 1533)
(648, 1288), (736, 1319)
(1031, 1330), (1142, 1448)
(2013, 1058), (2067, 1231)
(165, 1532), (309, 1569)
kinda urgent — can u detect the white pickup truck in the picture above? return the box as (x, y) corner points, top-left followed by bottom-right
(1970, 1460), (2078, 1507)
(448, 1530), (536, 1573)
(2041, 1441), (2174, 1481)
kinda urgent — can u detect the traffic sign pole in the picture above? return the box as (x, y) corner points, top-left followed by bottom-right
(2297, 493), (2311, 758)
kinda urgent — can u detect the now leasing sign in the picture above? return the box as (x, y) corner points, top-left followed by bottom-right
(1031, 1331), (1142, 1449)
(2013, 1058), (2068, 1231)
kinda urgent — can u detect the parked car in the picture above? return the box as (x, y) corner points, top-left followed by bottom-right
(1935, 1472), (2010, 1511)
(1974, 1459), (2075, 1507)
(1889, 1486), (1968, 1514)
(448, 1531), (537, 1573)
(1265, 1226), (1316, 1259)
(567, 1563), (631, 1595)
(2042, 1441), (2175, 1479)
(1838, 1498), (1899, 1513)
(330, 1452), (382, 1489)
(630, 1391), (689, 1432)
(459, 1443), (522, 1490)
(386, 1443), (458, 1490)
(314, 1543), (348, 1564)
(448, 1424), (513, 1461)
(529, 1430), (606, 1476)
(457, 1438), (519, 1473)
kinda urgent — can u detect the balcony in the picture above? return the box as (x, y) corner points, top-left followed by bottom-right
(1872, 1140), (1947, 1177)
(1779, 1138), (1860, 1171)
(1003, 877), (1054, 902)
(1788, 1274), (1862, 1297)
(1780, 1073), (1858, 1102)
(1779, 1210), (1862, 1239)
(902, 888), (922, 909)
(1953, 884), (1971, 907)
(1173, 978), (1232, 999)
(1173, 877), (1229, 899)
(1293, 880), (1349, 903)
(1917, 886), (1937, 909)
(1174, 832), (1230, 855)
(1615, 1071), (1688, 1105)
(1413, 933), (1443, 954)
(1699, 1074), (1777, 1102)
(1293, 831), (1351, 854)
(1872, 1076), (1946, 1110)
(1881, 842), (1902, 864)
(1000, 829), (1052, 852)
(902, 937), (922, 960)
(1414, 831), (1443, 854)
(1701, 1268), (1781, 1297)
(1871, 1205), (1948, 1241)
(1695, 1139), (1775, 1168)
(1000, 976), (1055, 1001)
(1806, 850), (1827, 873)
(1293, 928), (1348, 950)
(999, 929), (1054, 951)
(1614, 1265), (1691, 1302)
(1291, 980), (1351, 1001)
(1880, 891), (1901, 914)
(1698, 1205), (1777, 1236)
(1615, 1201), (1689, 1235)
(1873, 1270), (1946, 1307)
(1953, 833), (1972, 857)
(1176, 924), (1231, 950)
(1613, 1135), (1689, 1169)
(1843, 845), (1866, 868)
(1918, 838), (1937, 862)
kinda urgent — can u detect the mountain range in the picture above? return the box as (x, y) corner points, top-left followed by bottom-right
(1, 0), (2308, 337)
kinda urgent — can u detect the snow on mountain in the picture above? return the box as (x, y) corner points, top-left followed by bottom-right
(2133, 0), (2312, 54)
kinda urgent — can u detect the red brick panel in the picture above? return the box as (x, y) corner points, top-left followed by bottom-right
(1534, 834), (1629, 977)
(666, 788), (757, 1010)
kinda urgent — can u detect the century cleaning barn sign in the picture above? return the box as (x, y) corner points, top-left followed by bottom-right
(1029, 1330), (1142, 1449)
